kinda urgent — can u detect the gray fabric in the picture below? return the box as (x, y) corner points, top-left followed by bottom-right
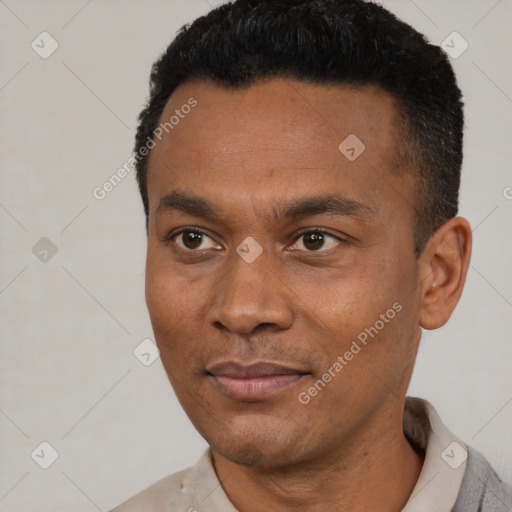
(451, 447), (512, 512)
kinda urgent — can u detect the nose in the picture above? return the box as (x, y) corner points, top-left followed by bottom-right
(207, 246), (294, 335)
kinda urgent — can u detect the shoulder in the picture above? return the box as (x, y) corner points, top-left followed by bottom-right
(109, 466), (195, 512)
(452, 446), (512, 512)
(109, 448), (236, 512)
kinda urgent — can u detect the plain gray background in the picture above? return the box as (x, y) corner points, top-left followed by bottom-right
(1, 0), (511, 510)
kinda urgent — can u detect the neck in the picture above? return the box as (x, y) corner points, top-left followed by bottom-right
(212, 401), (424, 512)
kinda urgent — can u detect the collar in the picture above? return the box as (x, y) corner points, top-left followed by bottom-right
(402, 397), (467, 512)
(186, 397), (467, 511)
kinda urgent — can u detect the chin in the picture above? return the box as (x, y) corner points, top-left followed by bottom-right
(215, 443), (275, 467)
(213, 439), (303, 468)
(205, 414), (314, 468)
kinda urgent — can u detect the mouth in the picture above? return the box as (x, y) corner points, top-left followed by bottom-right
(206, 361), (311, 401)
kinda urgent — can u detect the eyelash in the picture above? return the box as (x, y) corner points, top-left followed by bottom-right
(167, 227), (346, 253)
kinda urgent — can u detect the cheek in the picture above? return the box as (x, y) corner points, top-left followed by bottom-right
(306, 250), (418, 366)
(145, 255), (201, 371)
(145, 258), (175, 330)
(145, 242), (198, 320)
(145, 264), (215, 422)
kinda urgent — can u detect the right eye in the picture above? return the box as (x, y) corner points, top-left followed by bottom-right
(171, 228), (221, 251)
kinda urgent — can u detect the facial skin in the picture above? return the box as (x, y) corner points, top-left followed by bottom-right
(144, 78), (472, 511)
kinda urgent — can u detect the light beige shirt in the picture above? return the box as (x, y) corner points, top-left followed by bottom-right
(112, 397), (467, 512)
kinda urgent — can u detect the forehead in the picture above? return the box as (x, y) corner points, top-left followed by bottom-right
(151, 78), (399, 163)
(146, 78), (412, 221)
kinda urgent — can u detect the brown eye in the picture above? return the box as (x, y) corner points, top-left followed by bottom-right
(181, 231), (204, 249)
(303, 232), (325, 251)
(290, 230), (341, 252)
(172, 229), (220, 251)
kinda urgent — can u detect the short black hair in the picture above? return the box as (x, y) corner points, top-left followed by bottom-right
(134, 0), (464, 256)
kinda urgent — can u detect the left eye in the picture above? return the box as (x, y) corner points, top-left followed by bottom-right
(290, 231), (341, 252)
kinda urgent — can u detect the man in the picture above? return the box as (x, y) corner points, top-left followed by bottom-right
(113, 0), (512, 510)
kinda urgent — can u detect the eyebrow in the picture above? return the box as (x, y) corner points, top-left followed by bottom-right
(156, 191), (373, 223)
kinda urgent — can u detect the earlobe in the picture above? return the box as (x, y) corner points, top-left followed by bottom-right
(418, 217), (472, 330)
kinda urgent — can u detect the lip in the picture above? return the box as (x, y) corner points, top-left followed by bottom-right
(206, 361), (310, 401)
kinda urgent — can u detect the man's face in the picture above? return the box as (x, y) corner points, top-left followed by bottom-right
(145, 79), (424, 467)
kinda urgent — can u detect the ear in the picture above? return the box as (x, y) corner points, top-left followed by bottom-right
(418, 217), (472, 330)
